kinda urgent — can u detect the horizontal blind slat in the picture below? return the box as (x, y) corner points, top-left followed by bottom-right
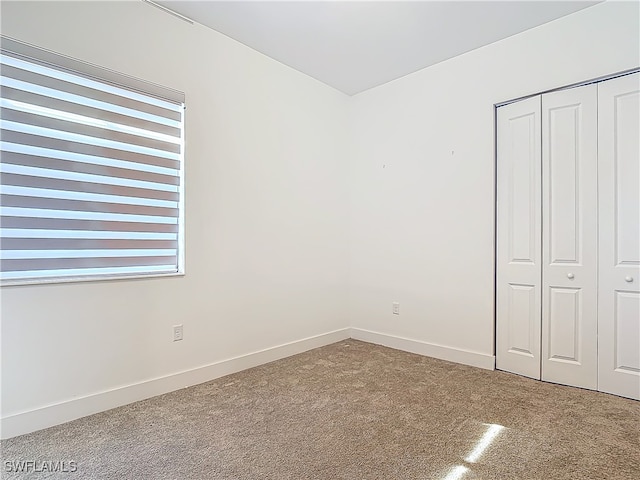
(0, 76), (182, 127)
(1, 238), (177, 250)
(1, 150), (180, 186)
(1, 120), (180, 160)
(0, 216), (179, 233)
(1, 256), (178, 272)
(1, 185), (178, 209)
(1, 142), (179, 175)
(2, 249), (177, 260)
(1, 206), (178, 224)
(1, 86), (181, 137)
(1, 104), (181, 150)
(1, 173), (179, 201)
(1, 194), (179, 218)
(1, 131), (180, 169)
(1, 164), (179, 193)
(1, 229), (177, 240)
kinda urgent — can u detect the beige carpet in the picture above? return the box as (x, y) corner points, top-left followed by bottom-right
(2, 340), (639, 479)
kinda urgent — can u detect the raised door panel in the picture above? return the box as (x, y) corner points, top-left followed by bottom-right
(541, 84), (598, 390)
(507, 115), (539, 265)
(506, 283), (538, 358)
(496, 96), (542, 380)
(598, 72), (640, 400)
(547, 287), (581, 363)
(614, 292), (640, 375)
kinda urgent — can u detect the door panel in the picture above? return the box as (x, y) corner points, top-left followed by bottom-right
(496, 96), (542, 380)
(541, 84), (598, 390)
(598, 72), (640, 400)
(507, 283), (537, 357)
(548, 105), (580, 264)
(614, 291), (640, 374)
(547, 287), (580, 363)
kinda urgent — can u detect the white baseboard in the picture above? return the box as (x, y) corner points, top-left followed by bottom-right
(2, 327), (494, 439)
(350, 328), (495, 371)
(1, 328), (350, 440)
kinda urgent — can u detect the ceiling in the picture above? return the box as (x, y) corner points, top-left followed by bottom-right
(155, 1), (601, 95)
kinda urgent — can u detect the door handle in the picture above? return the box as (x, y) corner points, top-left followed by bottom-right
(625, 276), (634, 283)
(567, 273), (574, 279)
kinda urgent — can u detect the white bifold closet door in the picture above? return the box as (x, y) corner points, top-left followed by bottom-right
(496, 96), (542, 380)
(497, 72), (640, 400)
(597, 73), (640, 400)
(497, 84), (597, 388)
(541, 84), (598, 390)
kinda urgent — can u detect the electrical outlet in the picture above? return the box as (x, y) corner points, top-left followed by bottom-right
(392, 302), (400, 315)
(173, 324), (183, 342)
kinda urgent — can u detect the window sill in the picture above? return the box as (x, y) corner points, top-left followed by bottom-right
(0, 271), (185, 288)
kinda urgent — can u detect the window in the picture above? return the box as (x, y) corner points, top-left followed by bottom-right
(0, 37), (185, 284)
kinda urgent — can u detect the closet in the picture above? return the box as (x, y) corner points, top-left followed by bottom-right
(496, 72), (639, 400)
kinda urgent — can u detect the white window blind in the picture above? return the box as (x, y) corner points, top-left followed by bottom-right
(0, 37), (185, 284)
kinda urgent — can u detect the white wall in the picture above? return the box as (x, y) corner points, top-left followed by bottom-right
(348, 1), (639, 365)
(0, 0), (350, 437)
